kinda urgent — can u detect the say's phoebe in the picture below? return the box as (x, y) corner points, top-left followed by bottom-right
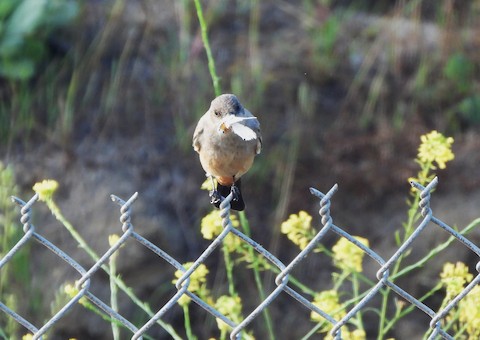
(193, 94), (262, 211)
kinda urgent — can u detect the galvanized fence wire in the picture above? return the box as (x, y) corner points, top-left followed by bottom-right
(1, 177), (480, 339)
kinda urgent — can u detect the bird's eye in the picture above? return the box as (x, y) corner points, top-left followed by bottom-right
(213, 110), (220, 116)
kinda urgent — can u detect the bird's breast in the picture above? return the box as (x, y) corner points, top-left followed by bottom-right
(199, 132), (257, 181)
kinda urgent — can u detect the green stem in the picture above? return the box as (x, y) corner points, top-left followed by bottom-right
(378, 163), (432, 339)
(46, 199), (98, 260)
(332, 270), (351, 291)
(45, 198), (182, 340)
(238, 211), (276, 340)
(220, 328), (228, 340)
(0, 328), (8, 340)
(286, 273), (318, 297)
(384, 283), (442, 336)
(301, 322), (324, 340)
(352, 272), (364, 331)
(377, 289), (390, 340)
(394, 217), (480, 279)
(193, 0), (221, 96)
(223, 243), (236, 296)
(183, 304), (197, 340)
(451, 316), (467, 339)
(109, 253), (120, 340)
(193, 1), (270, 337)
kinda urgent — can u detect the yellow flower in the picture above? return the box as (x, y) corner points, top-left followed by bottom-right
(22, 335), (33, 340)
(312, 290), (365, 340)
(201, 178), (216, 191)
(332, 236), (369, 273)
(458, 285), (480, 338)
(64, 283), (88, 306)
(64, 283), (77, 297)
(214, 295), (255, 339)
(311, 290), (345, 332)
(173, 263), (210, 306)
(281, 211), (316, 250)
(417, 130), (454, 169)
(440, 262), (473, 300)
(108, 234), (121, 247)
(325, 328), (366, 340)
(33, 179), (59, 201)
(201, 210), (236, 239)
(200, 210), (241, 252)
(349, 329), (366, 340)
(215, 295), (243, 332)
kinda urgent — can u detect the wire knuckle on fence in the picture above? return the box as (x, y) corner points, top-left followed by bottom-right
(1, 177), (480, 339)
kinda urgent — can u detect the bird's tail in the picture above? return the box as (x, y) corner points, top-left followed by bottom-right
(215, 178), (245, 211)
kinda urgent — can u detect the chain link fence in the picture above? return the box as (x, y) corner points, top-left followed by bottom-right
(1, 177), (480, 339)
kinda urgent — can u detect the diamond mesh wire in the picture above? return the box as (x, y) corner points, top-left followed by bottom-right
(1, 177), (479, 339)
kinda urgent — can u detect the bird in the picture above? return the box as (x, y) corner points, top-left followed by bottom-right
(193, 94), (262, 211)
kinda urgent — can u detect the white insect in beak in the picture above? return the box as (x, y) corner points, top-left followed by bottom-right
(217, 115), (258, 141)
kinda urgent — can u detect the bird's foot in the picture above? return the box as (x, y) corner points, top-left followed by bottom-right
(209, 190), (223, 207)
(230, 185), (240, 201)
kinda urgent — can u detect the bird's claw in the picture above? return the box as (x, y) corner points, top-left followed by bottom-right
(209, 190), (223, 206)
(209, 185), (241, 209)
(230, 185), (240, 201)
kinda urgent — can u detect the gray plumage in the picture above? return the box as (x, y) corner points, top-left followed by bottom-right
(193, 94), (262, 185)
(193, 94), (262, 211)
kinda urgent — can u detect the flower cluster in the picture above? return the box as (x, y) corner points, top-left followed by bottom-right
(439, 261), (480, 338)
(214, 295), (243, 332)
(417, 130), (454, 170)
(200, 210), (241, 252)
(341, 329), (366, 340)
(33, 179), (59, 202)
(409, 130), (454, 193)
(108, 234), (121, 247)
(332, 236), (369, 273)
(64, 282), (88, 306)
(458, 285), (480, 338)
(280, 211), (317, 250)
(311, 290), (366, 339)
(311, 290), (345, 327)
(440, 262), (473, 300)
(173, 262), (210, 306)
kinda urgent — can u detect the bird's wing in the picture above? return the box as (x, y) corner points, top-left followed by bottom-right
(243, 109), (262, 154)
(256, 134), (262, 155)
(192, 116), (206, 152)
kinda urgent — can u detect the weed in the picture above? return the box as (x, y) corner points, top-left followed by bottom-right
(0, 162), (30, 338)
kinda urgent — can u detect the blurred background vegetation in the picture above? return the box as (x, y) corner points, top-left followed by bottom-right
(1, 0), (480, 339)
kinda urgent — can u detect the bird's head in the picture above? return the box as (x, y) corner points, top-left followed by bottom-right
(209, 94), (242, 121)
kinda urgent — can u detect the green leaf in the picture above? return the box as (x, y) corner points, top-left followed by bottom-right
(6, 0), (48, 36)
(443, 53), (474, 93)
(43, 0), (79, 27)
(0, 0), (79, 80)
(0, 0), (17, 20)
(0, 0), (48, 55)
(457, 95), (480, 124)
(0, 58), (35, 79)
